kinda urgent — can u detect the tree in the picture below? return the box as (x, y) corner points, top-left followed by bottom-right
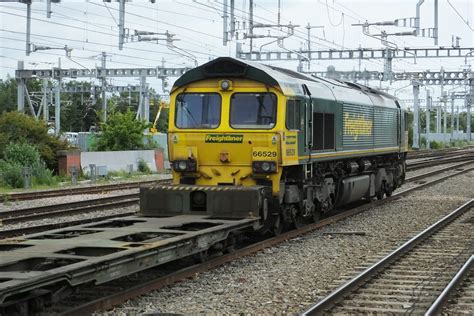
(0, 78), (17, 113)
(92, 109), (155, 151)
(0, 77), (43, 114)
(61, 81), (99, 132)
(0, 112), (68, 171)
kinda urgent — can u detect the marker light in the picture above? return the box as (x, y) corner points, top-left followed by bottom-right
(219, 80), (232, 91)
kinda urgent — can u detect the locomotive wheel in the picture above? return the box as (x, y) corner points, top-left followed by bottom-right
(292, 213), (307, 229)
(376, 191), (384, 200)
(312, 210), (321, 223)
(271, 215), (287, 236)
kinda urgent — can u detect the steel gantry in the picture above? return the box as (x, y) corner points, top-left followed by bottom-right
(16, 61), (189, 135)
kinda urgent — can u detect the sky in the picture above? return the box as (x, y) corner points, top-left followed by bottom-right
(0, 0), (473, 101)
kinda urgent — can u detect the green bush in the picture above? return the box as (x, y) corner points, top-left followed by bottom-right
(0, 161), (23, 188)
(3, 142), (41, 167)
(92, 109), (153, 151)
(31, 161), (55, 186)
(137, 158), (151, 173)
(420, 136), (427, 149)
(0, 112), (68, 171)
(430, 140), (443, 150)
(0, 143), (56, 188)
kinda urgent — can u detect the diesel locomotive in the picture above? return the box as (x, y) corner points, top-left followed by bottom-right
(140, 57), (408, 234)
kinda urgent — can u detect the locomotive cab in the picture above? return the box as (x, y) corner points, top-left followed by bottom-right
(168, 81), (284, 193)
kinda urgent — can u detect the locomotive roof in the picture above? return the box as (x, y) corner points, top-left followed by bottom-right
(173, 57), (401, 109)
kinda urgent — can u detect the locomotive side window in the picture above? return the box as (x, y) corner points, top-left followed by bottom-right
(175, 93), (221, 129)
(312, 112), (335, 150)
(286, 99), (301, 130)
(230, 93), (277, 129)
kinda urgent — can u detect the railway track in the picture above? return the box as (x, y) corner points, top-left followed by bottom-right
(1, 161), (472, 241)
(406, 152), (474, 171)
(406, 147), (473, 159)
(302, 199), (473, 315)
(0, 149), (469, 203)
(2, 177), (170, 202)
(0, 150), (469, 203)
(50, 165), (474, 315)
(405, 160), (474, 182)
(427, 255), (474, 315)
(0, 193), (138, 225)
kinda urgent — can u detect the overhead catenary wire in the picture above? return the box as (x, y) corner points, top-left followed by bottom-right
(50, 2), (226, 57)
(0, 34), (186, 69)
(447, 0), (474, 31)
(206, 0), (404, 71)
(325, 0), (344, 27)
(0, 4), (224, 63)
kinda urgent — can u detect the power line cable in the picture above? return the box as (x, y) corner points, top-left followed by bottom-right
(447, 0), (474, 31)
(50, 2), (226, 56)
(325, 0), (344, 27)
(0, 6), (222, 61)
(87, 2), (222, 40)
(0, 31), (188, 67)
(207, 0), (395, 70)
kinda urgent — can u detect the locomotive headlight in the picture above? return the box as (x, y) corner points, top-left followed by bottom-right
(173, 159), (197, 172)
(252, 161), (277, 174)
(178, 161), (187, 171)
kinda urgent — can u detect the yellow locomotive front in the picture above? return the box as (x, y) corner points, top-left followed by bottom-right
(168, 78), (285, 195)
(139, 57), (301, 224)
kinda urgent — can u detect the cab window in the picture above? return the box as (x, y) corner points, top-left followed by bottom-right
(230, 93), (277, 129)
(175, 93), (221, 129)
(286, 99), (301, 130)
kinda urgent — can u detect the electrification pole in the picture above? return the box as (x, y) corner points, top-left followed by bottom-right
(248, 0), (253, 53)
(26, 1), (31, 56)
(17, 61), (25, 112)
(101, 52), (107, 122)
(55, 58), (61, 136)
(450, 93), (455, 140)
(434, 0), (439, 45)
(413, 82), (420, 149)
(223, 0), (228, 46)
(118, 0), (126, 50)
(468, 79), (473, 141)
(42, 79), (49, 121)
(443, 95), (447, 140)
(426, 89), (431, 149)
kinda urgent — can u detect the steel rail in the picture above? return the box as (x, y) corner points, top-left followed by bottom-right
(406, 154), (474, 171)
(61, 167), (474, 315)
(0, 193), (138, 222)
(3, 178), (170, 201)
(0, 199), (138, 225)
(425, 255), (474, 316)
(301, 199), (473, 316)
(406, 147), (474, 159)
(405, 161), (473, 182)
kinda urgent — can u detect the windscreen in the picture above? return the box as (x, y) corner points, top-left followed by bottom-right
(175, 93), (221, 129)
(230, 93), (277, 129)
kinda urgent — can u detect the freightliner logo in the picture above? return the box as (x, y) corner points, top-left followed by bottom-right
(205, 134), (244, 143)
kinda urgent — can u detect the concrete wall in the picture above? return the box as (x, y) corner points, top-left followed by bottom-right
(421, 132), (474, 142)
(81, 150), (158, 175)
